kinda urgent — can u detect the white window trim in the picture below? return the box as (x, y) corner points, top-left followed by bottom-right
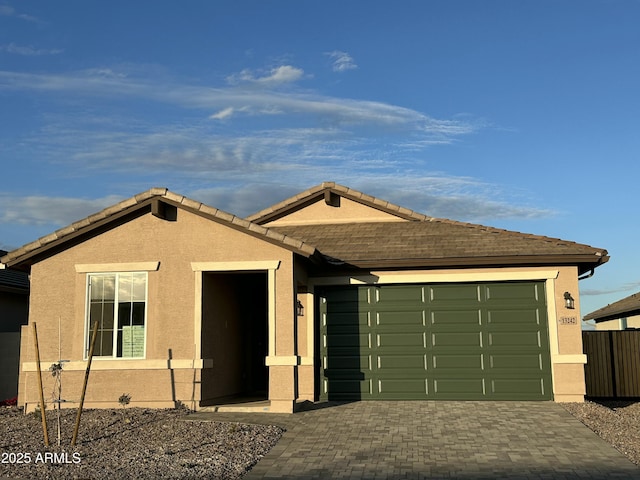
(84, 271), (148, 360)
(76, 261), (159, 273)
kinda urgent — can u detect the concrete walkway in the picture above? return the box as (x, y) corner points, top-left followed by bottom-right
(187, 401), (640, 479)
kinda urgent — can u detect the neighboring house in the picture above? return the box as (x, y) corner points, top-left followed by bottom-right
(0, 183), (608, 413)
(0, 249), (29, 401)
(583, 292), (640, 330)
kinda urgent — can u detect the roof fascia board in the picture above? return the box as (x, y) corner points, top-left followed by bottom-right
(588, 308), (640, 322)
(5, 195), (317, 269)
(3, 199), (155, 269)
(332, 254), (608, 271)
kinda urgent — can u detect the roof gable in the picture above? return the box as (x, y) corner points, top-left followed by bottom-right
(0, 188), (316, 270)
(246, 182), (429, 226)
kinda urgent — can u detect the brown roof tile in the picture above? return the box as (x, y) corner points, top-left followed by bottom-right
(583, 292), (640, 322)
(272, 220), (607, 272)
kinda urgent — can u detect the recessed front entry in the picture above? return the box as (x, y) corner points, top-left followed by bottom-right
(319, 281), (552, 401)
(200, 271), (268, 404)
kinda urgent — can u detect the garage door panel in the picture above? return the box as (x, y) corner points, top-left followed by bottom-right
(324, 354), (371, 371)
(376, 310), (425, 326)
(489, 331), (542, 348)
(324, 332), (371, 349)
(430, 310), (481, 325)
(323, 377), (372, 398)
(490, 378), (546, 396)
(431, 332), (482, 347)
(489, 354), (543, 370)
(485, 283), (541, 302)
(378, 354), (427, 370)
(323, 312), (369, 327)
(378, 378), (428, 396)
(433, 378), (485, 395)
(376, 285), (425, 303)
(377, 332), (426, 348)
(432, 354), (484, 370)
(429, 284), (480, 302)
(487, 309), (541, 325)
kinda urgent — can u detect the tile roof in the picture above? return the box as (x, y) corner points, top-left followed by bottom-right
(583, 292), (640, 322)
(246, 182), (430, 224)
(0, 183), (609, 276)
(272, 220), (608, 271)
(0, 250), (29, 292)
(0, 188), (317, 269)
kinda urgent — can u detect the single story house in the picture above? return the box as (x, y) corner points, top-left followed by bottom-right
(1, 182), (609, 413)
(0, 250), (29, 402)
(583, 292), (640, 330)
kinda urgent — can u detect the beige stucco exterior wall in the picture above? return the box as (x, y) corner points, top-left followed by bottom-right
(18, 207), (300, 412)
(263, 197), (407, 226)
(293, 257), (314, 402)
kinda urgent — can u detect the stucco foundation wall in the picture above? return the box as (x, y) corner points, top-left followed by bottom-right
(20, 368), (199, 413)
(18, 207), (297, 410)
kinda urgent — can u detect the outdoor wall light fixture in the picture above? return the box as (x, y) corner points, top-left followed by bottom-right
(564, 291), (575, 309)
(296, 300), (304, 316)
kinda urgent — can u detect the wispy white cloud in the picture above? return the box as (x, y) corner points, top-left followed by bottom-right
(0, 193), (124, 226)
(325, 51), (358, 72)
(0, 43), (63, 56)
(209, 107), (235, 120)
(226, 65), (305, 86)
(0, 169), (554, 233)
(0, 4), (39, 22)
(582, 281), (640, 297)
(0, 68), (480, 138)
(0, 63), (546, 233)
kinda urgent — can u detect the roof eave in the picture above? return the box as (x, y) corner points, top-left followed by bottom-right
(323, 254), (609, 272)
(585, 308), (640, 322)
(3, 194), (319, 270)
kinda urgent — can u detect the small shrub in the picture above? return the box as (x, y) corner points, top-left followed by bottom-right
(118, 394), (131, 423)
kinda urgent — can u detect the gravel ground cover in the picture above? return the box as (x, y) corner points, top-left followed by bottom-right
(563, 400), (640, 466)
(2, 400), (639, 479)
(0, 406), (283, 480)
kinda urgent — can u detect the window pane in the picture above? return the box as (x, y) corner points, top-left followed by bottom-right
(132, 302), (145, 326)
(91, 275), (115, 301)
(118, 303), (132, 329)
(131, 273), (146, 301)
(89, 301), (114, 329)
(96, 329), (113, 357)
(118, 274), (133, 302)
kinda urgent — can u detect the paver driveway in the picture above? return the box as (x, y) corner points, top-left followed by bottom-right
(187, 401), (640, 479)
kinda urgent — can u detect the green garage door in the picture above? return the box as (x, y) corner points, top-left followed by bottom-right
(319, 282), (552, 401)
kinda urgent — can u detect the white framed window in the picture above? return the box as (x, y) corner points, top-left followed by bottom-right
(85, 272), (147, 358)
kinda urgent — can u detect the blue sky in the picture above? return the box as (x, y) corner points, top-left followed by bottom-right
(1, 1), (638, 320)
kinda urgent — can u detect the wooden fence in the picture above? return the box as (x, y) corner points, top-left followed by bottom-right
(583, 330), (640, 398)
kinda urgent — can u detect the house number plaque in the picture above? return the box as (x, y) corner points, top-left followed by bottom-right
(558, 316), (578, 325)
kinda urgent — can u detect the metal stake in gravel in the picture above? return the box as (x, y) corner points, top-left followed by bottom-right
(71, 320), (99, 446)
(32, 322), (49, 447)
